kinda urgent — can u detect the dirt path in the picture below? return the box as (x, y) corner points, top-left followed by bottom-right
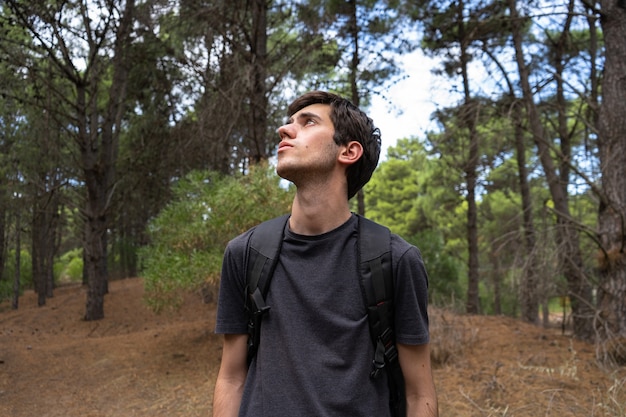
(0, 278), (219, 417)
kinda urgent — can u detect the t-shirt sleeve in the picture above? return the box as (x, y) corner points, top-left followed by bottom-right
(214, 231), (252, 335)
(392, 238), (430, 345)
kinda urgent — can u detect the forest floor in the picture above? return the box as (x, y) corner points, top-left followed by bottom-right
(0, 277), (625, 417)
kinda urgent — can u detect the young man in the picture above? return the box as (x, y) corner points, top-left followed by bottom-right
(213, 91), (438, 417)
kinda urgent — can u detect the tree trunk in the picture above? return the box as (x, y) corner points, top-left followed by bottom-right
(82, 0), (135, 321)
(457, 0), (481, 315)
(31, 182), (60, 307)
(596, 0), (626, 364)
(508, 0), (594, 340)
(12, 210), (20, 310)
(554, 1), (576, 196)
(346, 0), (367, 216)
(249, 0), (268, 163)
(483, 38), (540, 323)
(31, 192), (51, 307)
(0, 205), (5, 290)
(514, 105), (539, 324)
(83, 205), (108, 320)
(465, 127), (480, 315)
(46, 194), (60, 297)
(491, 249), (502, 315)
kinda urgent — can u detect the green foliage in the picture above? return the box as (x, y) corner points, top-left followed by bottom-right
(478, 270), (520, 316)
(140, 164), (294, 312)
(55, 248), (84, 284)
(0, 250), (33, 302)
(1, 247), (85, 303)
(405, 230), (463, 309)
(365, 138), (465, 308)
(366, 138), (464, 238)
(0, 280), (13, 304)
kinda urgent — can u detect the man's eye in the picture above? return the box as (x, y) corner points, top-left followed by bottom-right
(305, 119), (315, 125)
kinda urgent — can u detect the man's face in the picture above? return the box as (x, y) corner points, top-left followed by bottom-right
(275, 103), (340, 183)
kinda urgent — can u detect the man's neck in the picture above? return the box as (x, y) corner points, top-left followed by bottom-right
(288, 187), (352, 236)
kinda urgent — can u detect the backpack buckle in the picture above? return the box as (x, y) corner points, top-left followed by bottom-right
(246, 287), (271, 365)
(370, 337), (387, 379)
(370, 358), (386, 379)
(370, 327), (398, 379)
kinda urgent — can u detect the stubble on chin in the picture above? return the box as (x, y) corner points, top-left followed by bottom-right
(276, 160), (298, 185)
(276, 140), (339, 185)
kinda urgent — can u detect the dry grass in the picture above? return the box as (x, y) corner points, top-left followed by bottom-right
(430, 308), (626, 416)
(1, 279), (624, 416)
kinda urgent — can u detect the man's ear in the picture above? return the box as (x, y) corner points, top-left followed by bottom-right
(338, 141), (363, 166)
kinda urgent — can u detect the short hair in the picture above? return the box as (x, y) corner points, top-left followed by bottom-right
(287, 91), (381, 199)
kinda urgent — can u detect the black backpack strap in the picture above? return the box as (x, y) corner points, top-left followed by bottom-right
(245, 214), (290, 365)
(357, 215), (406, 417)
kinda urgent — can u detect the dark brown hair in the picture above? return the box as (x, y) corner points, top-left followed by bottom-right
(287, 91), (381, 199)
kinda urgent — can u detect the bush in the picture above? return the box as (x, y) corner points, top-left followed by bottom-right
(0, 249), (33, 303)
(55, 248), (84, 284)
(139, 163), (294, 312)
(0, 279), (14, 303)
(406, 230), (464, 310)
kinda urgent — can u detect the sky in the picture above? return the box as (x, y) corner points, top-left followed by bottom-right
(368, 49), (456, 159)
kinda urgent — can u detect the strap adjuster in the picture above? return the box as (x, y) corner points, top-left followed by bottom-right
(370, 327), (398, 379)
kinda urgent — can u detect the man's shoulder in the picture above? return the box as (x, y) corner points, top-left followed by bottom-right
(357, 216), (412, 247)
(225, 226), (255, 256)
(226, 215), (290, 254)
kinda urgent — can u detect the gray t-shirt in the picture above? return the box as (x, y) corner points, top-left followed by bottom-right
(215, 214), (430, 417)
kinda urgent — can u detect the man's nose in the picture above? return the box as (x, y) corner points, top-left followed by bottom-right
(277, 123), (295, 140)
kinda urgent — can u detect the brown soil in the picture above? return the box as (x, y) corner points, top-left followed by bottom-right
(0, 277), (624, 416)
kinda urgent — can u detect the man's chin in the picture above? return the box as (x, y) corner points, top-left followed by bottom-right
(275, 163), (292, 181)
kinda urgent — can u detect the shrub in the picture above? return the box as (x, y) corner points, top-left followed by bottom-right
(405, 230), (464, 310)
(55, 248), (84, 284)
(140, 163), (294, 312)
(0, 249), (33, 303)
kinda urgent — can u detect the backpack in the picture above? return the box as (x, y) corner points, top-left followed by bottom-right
(244, 214), (406, 417)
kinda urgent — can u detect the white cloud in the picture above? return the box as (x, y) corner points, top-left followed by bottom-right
(369, 49), (452, 158)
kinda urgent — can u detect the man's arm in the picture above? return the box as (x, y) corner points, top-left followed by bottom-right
(397, 343), (438, 417)
(213, 333), (248, 417)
